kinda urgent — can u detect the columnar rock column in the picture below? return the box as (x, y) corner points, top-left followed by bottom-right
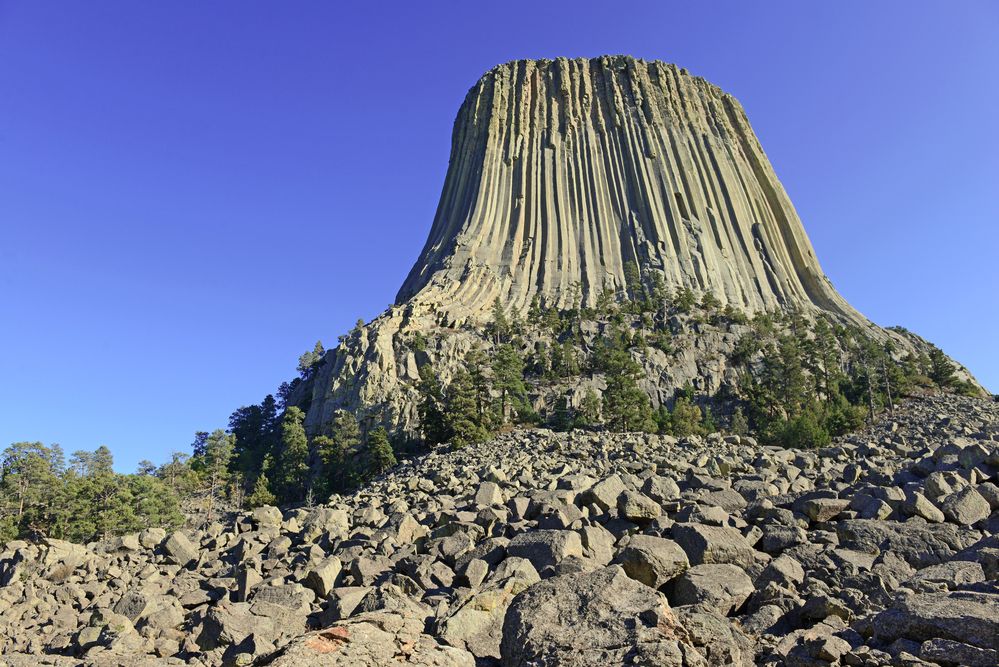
(397, 55), (862, 323)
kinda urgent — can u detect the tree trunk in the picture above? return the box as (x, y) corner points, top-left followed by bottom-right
(864, 359), (876, 423)
(881, 356), (895, 417)
(207, 473), (216, 522)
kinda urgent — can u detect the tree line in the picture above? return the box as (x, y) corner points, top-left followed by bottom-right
(412, 263), (977, 450)
(3, 263), (979, 547)
(0, 443), (183, 545)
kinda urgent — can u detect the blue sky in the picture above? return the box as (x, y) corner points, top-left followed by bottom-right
(1, 2), (996, 472)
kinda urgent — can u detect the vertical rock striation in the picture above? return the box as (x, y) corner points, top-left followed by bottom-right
(298, 56), (979, 435)
(398, 55), (861, 323)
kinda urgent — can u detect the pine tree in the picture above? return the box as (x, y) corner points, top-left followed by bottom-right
(492, 343), (527, 423)
(576, 388), (602, 428)
(552, 340), (580, 377)
(594, 328), (654, 432)
(157, 452), (198, 496)
(91, 470), (134, 541)
(310, 435), (337, 498)
(779, 407), (831, 449)
(465, 346), (492, 421)
(700, 406), (718, 433)
(297, 340), (325, 378)
(323, 411), (361, 492)
(527, 295), (543, 326)
(669, 397), (703, 438)
(417, 365), (449, 445)
(550, 395), (574, 432)
(674, 286), (697, 313)
(203, 429), (235, 521)
(623, 260), (647, 311)
(445, 367), (490, 448)
(928, 346), (958, 388)
(595, 281), (618, 318)
(331, 411), (361, 451)
(365, 427), (396, 476)
(276, 407), (309, 504)
(603, 372), (654, 432)
(246, 472), (277, 508)
(91, 446), (115, 476)
(67, 450), (92, 476)
(490, 297), (510, 344)
(729, 407), (749, 436)
(0, 442), (63, 537)
(128, 475), (183, 530)
(700, 290), (721, 312)
(809, 317), (841, 399)
(229, 394), (280, 485)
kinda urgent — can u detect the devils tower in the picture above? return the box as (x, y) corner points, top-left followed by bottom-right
(398, 55), (859, 322)
(299, 56), (978, 435)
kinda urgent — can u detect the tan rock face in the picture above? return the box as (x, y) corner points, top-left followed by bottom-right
(299, 56), (980, 435)
(398, 55), (861, 322)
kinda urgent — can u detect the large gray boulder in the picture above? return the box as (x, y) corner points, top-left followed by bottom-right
(437, 558), (540, 659)
(506, 530), (583, 572)
(268, 608), (475, 667)
(940, 487), (991, 525)
(499, 566), (697, 666)
(671, 564), (754, 615)
(671, 523), (758, 568)
(617, 490), (662, 522)
(872, 590), (999, 651)
(920, 638), (998, 667)
(303, 556), (343, 598)
(162, 531), (197, 568)
(579, 475), (627, 512)
(615, 535), (689, 589)
(836, 519), (972, 569)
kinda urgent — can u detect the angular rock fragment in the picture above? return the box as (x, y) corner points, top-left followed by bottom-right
(671, 563), (753, 615)
(500, 566), (694, 666)
(615, 535), (689, 589)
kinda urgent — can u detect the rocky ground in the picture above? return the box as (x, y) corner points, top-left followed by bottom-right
(1, 393), (997, 666)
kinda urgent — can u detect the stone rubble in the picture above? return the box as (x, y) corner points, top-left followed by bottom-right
(0, 393), (996, 666)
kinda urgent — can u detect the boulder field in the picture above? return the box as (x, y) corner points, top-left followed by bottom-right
(1, 393), (997, 666)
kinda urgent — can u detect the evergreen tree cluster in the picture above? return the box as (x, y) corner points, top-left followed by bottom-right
(413, 270), (734, 443)
(222, 395), (399, 509)
(735, 312), (975, 448)
(0, 443), (183, 546)
(6, 265), (979, 548)
(412, 263), (979, 450)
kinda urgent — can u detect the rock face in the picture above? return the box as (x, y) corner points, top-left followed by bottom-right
(298, 55), (980, 436)
(398, 55), (859, 321)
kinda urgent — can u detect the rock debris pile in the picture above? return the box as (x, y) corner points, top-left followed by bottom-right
(1, 393), (997, 666)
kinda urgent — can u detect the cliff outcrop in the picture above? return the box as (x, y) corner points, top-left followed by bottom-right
(299, 56), (980, 436)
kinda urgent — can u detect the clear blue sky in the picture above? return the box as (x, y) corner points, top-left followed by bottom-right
(1, 2), (996, 472)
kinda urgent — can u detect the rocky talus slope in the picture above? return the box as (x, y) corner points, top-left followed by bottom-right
(1, 393), (998, 666)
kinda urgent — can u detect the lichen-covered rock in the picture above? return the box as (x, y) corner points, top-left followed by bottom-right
(267, 609), (475, 667)
(871, 590), (999, 651)
(500, 566), (696, 666)
(671, 523), (758, 569)
(671, 564), (754, 615)
(615, 535), (689, 589)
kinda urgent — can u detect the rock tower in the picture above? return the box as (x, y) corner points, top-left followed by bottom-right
(299, 56), (973, 435)
(398, 55), (861, 323)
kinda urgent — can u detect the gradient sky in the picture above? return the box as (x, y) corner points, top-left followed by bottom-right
(1, 2), (996, 472)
